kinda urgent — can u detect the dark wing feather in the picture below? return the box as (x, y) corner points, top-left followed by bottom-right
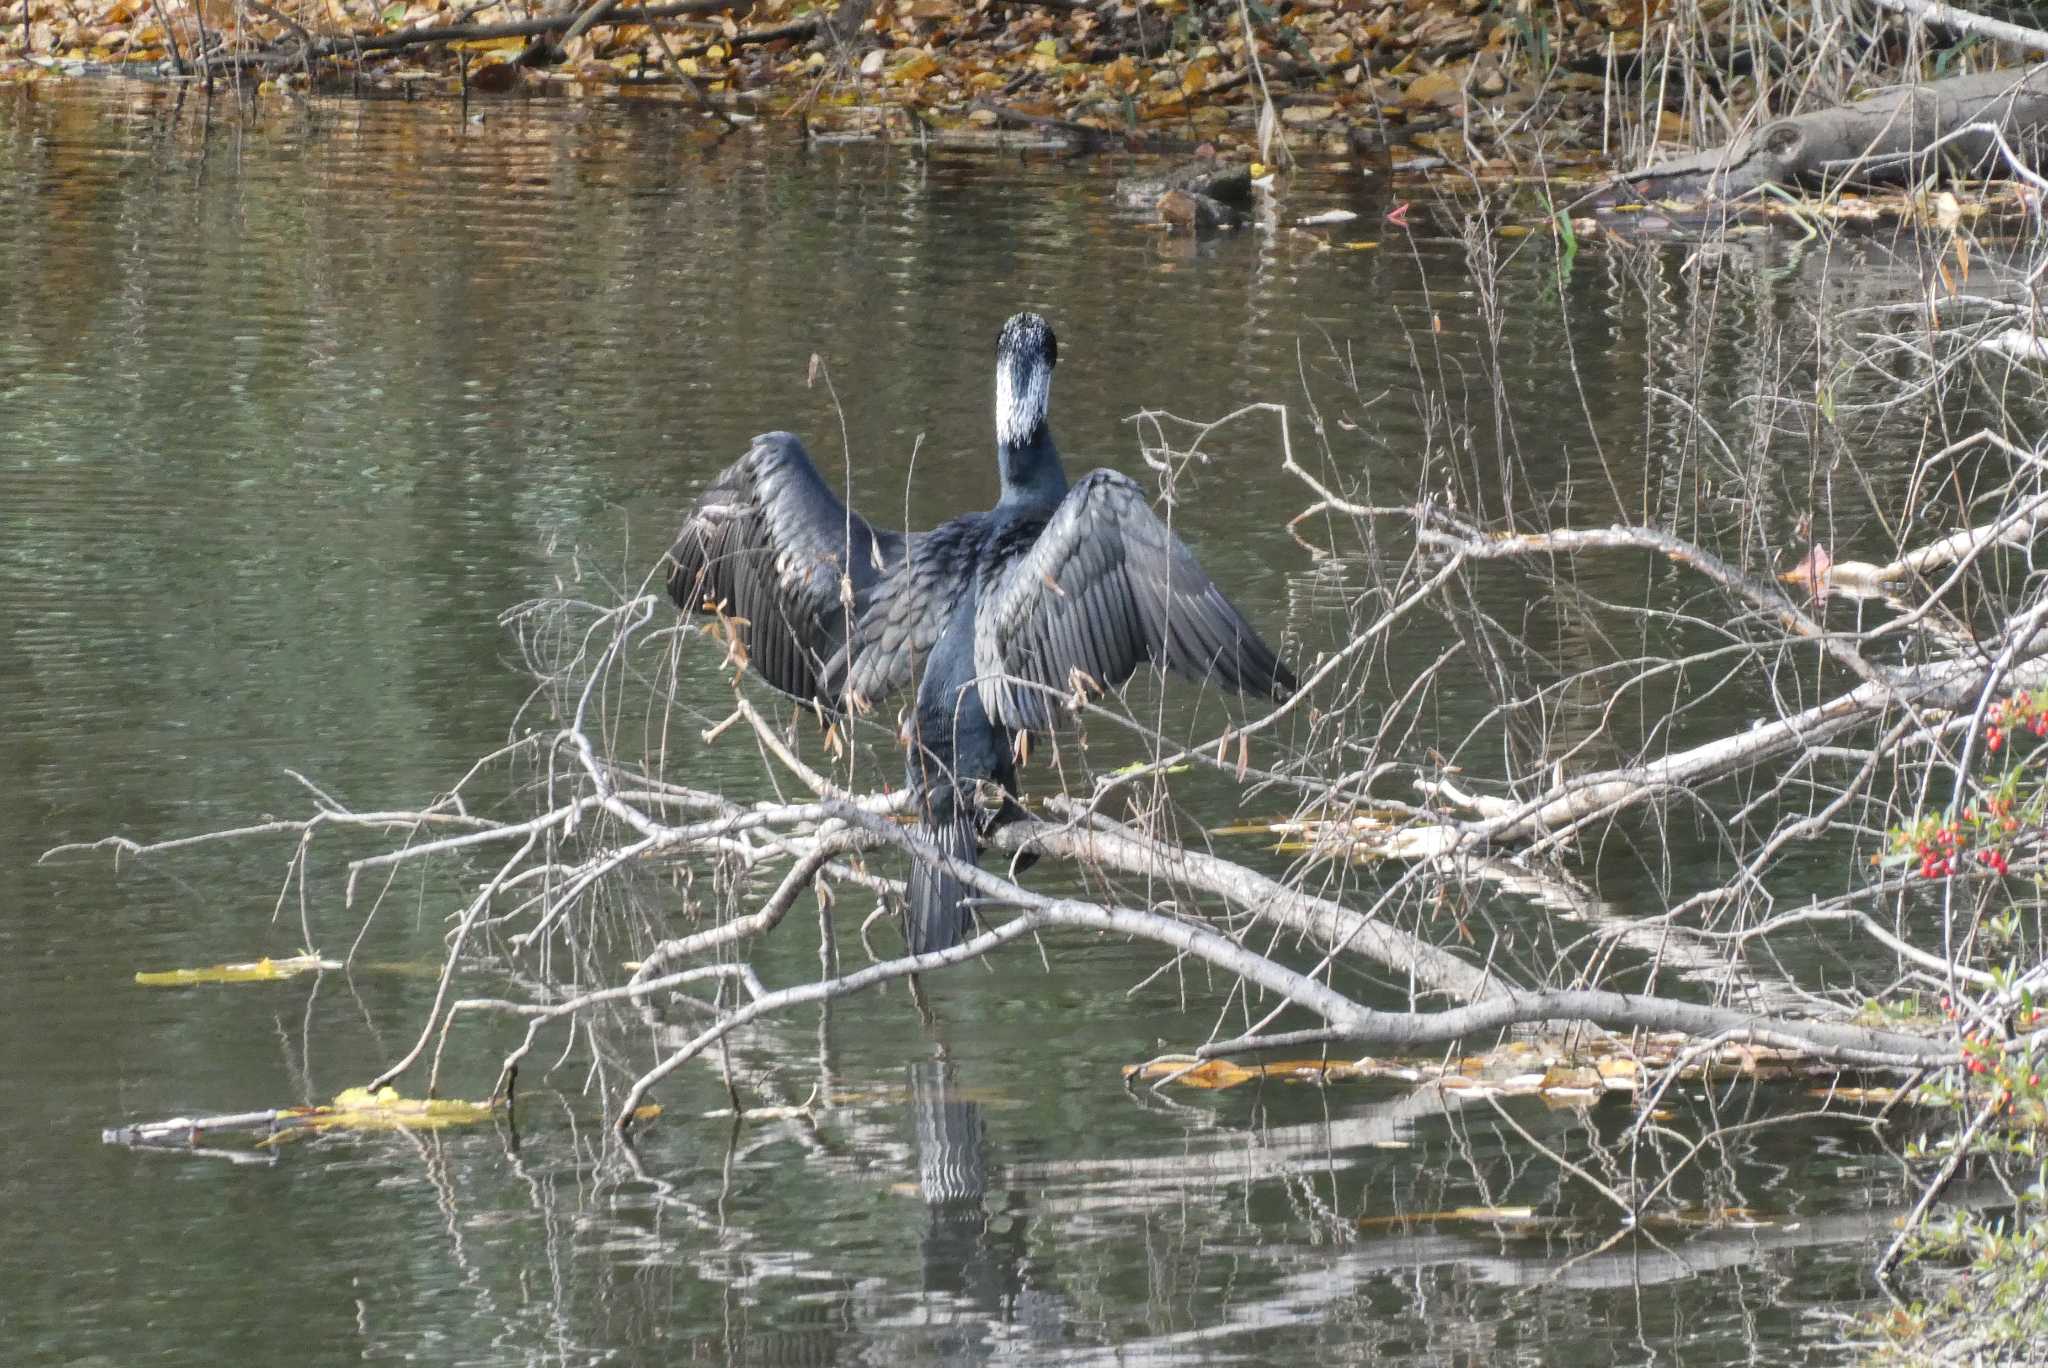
(825, 515), (989, 708)
(667, 431), (902, 705)
(974, 469), (1295, 733)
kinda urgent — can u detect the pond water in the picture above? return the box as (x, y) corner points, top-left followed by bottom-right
(0, 82), (1964, 1365)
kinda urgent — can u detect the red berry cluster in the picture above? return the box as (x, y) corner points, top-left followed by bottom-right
(1985, 690), (2048, 754)
(1910, 821), (1965, 879)
(1901, 816), (2008, 879)
(1939, 998), (2047, 1106)
(1978, 793), (2023, 836)
(1886, 690), (2047, 879)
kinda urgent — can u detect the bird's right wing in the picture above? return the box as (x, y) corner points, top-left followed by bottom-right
(667, 431), (901, 705)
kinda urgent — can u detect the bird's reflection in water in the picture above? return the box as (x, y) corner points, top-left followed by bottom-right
(909, 1060), (1063, 1351)
(913, 1062), (1003, 1300)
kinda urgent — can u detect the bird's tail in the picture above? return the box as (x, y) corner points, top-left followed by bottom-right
(907, 806), (980, 956)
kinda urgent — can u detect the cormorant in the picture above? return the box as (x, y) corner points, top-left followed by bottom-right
(667, 313), (1296, 955)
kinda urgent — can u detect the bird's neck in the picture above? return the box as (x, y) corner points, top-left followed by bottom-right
(997, 427), (1067, 509)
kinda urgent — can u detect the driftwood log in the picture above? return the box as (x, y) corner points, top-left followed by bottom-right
(1621, 66), (2048, 202)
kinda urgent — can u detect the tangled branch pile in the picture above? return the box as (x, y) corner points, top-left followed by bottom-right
(44, 136), (2048, 1348)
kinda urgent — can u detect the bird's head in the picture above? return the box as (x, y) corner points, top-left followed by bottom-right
(995, 312), (1058, 448)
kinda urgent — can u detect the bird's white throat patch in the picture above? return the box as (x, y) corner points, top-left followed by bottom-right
(996, 356), (1050, 446)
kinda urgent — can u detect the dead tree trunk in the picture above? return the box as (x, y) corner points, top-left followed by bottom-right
(1620, 66), (2048, 202)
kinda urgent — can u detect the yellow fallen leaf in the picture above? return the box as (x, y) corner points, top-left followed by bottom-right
(135, 953), (339, 986)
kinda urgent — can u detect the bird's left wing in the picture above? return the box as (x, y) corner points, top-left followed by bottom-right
(974, 469), (1295, 734)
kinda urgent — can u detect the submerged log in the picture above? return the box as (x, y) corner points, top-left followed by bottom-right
(1620, 67), (2048, 203)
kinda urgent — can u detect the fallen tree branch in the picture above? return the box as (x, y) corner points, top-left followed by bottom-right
(1868, 0), (2048, 54)
(1388, 504), (2048, 848)
(1196, 990), (1954, 1067)
(606, 803), (1956, 1131)
(994, 800), (1500, 1002)
(692, 692), (1502, 1002)
(1418, 653), (2041, 847)
(1619, 66), (2048, 202)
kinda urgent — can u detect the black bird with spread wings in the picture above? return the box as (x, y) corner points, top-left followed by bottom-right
(667, 314), (1295, 955)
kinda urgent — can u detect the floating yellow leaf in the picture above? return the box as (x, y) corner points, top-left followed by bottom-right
(135, 953), (339, 986)
(1260, 1058), (1367, 1083)
(1124, 1058), (1259, 1089)
(1124, 1057), (1366, 1089)
(276, 1086), (502, 1137)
